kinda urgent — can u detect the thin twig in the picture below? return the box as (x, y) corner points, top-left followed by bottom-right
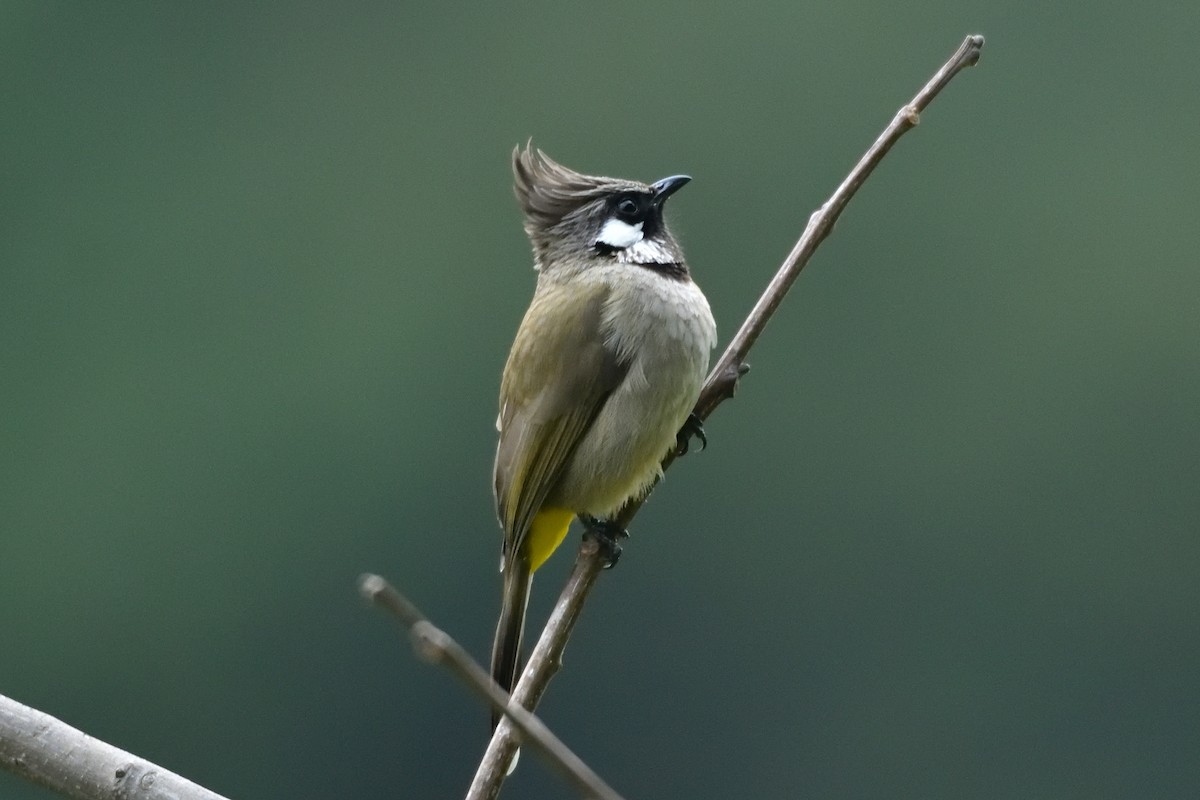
(0, 693), (233, 800)
(468, 34), (985, 800)
(359, 574), (624, 800)
(464, 541), (608, 799)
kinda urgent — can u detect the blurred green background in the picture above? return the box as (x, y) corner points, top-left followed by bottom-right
(3, 2), (1197, 798)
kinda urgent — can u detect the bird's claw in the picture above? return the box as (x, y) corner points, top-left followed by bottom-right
(580, 515), (629, 569)
(675, 412), (707, 457)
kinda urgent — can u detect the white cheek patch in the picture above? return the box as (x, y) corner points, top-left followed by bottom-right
(596, 217), (644, 249)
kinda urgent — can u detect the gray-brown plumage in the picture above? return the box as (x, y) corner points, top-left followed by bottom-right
(490, 145), (716, 728)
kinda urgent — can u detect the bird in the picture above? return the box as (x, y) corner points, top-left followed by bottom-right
(490, 145), (717, 727)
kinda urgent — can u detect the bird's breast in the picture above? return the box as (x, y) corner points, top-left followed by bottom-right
(550, 267), (716, 516)
(601, 268), (717, 368)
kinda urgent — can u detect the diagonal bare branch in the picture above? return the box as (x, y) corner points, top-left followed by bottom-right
(468, 34), (986, 800)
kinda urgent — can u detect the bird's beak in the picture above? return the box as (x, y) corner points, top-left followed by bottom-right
(650, 175), (691, 204)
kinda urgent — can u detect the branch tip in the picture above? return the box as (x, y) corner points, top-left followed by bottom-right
(358, 573), (386, 600)
(952, 34), (985, 71)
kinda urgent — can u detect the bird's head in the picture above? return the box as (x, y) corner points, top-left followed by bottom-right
(512, 144), (690, 276)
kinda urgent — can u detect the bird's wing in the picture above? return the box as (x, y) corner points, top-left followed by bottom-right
(493, 283), (626, 559)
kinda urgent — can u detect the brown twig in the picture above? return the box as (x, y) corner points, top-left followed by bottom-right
(359, 574), (624, 800)
(468, 34), (984, 799)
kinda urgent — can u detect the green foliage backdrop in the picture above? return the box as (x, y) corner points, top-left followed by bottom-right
(3, 2), (1198, 798)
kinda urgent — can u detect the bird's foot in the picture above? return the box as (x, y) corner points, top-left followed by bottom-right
(580, 515), (629, 569)
(675, 412), (707, 457)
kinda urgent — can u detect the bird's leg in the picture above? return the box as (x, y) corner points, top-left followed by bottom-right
(579, 514), (629, 569)
(675, 412), (707, 457)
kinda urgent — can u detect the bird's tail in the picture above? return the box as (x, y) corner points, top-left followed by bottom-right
(490, 557), (532, 730)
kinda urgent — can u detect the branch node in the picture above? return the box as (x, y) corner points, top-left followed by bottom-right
(579, 536), (601, 559)
(410, 620), (448, 663)
(725, 360), (748, 395)
(806, 208), (824, 235)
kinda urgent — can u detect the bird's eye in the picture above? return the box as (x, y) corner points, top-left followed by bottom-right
(616, 197), (640, 220)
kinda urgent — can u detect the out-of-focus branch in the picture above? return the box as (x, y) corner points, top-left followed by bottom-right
(359, 574), (624, 800)
(0, 693), (232, 800)
(468, 34), (986, 800)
